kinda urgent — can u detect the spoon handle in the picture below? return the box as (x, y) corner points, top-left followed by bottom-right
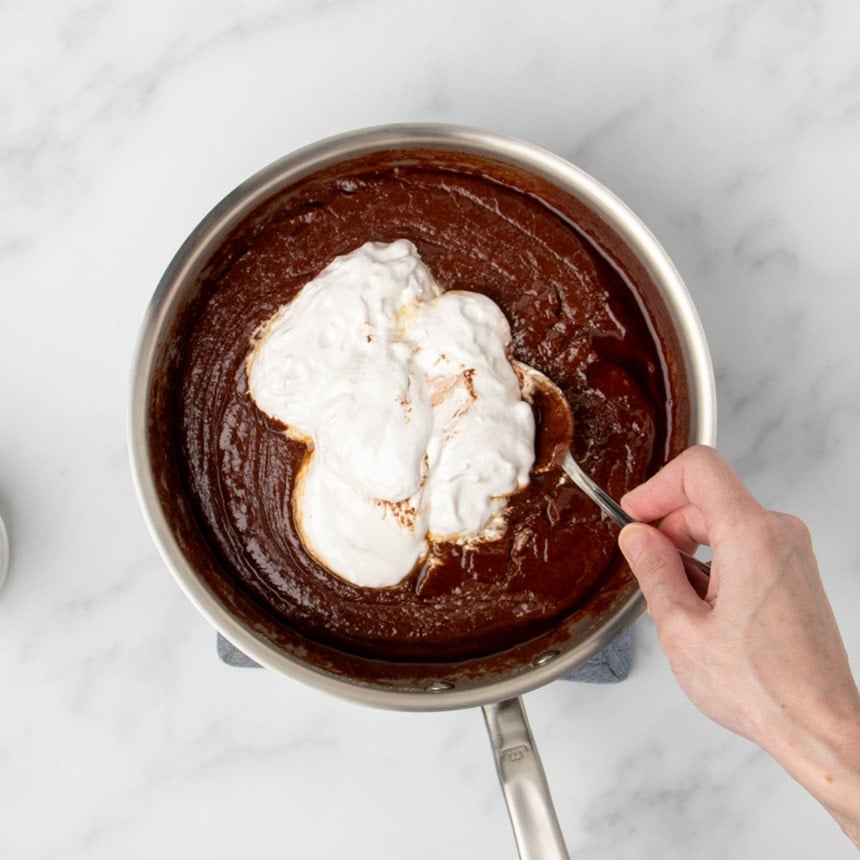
(560, 453), (711, 592)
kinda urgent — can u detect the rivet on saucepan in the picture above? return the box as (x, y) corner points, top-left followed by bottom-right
(426, 680), (455, 692)
(532, 650), (560, 667)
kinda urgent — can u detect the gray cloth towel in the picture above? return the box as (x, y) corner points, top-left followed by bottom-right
(561, 627), (633, 683)
(216, 627), (633, 683)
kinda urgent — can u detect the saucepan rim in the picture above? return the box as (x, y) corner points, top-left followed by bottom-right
(128, 122), (716, 711)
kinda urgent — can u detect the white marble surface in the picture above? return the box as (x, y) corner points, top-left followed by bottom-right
(1, 1), (858, 857)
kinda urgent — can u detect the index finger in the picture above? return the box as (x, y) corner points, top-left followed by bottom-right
(621, 446), (760, 542)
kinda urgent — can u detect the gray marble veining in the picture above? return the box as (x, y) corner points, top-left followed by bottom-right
(1, 1), (858, 857)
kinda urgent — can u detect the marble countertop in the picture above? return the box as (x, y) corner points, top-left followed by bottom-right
(2, 1), (859, 857)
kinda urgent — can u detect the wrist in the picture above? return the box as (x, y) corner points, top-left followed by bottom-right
(762, 690), (860, 845)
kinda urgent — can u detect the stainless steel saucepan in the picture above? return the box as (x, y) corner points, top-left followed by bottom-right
(129, 124), (716, 859)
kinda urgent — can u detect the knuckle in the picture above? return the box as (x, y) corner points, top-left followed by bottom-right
(685, 443), (717, 462)
(777, 511), (816, 561)
(683, 444), (722, 474)
(783, 512), (812, 546)
(758, 509), (811, 546)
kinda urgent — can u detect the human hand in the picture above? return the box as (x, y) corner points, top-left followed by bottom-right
(618, 445), (860, 845)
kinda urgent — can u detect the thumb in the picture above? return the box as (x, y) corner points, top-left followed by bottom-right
(619, 522), (707, 624)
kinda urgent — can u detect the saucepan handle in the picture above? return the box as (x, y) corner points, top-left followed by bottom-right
(482, 697), (569, 859)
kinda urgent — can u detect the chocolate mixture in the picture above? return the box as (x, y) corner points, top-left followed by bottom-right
(157, 150), (686, 668)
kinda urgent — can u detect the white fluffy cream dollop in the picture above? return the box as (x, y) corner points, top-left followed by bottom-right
(246, 239), (535, 587)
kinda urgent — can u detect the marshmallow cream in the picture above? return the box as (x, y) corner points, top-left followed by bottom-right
(246, 239), (535, 587)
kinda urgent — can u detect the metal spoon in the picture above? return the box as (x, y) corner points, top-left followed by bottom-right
(516, 361), (711, 595)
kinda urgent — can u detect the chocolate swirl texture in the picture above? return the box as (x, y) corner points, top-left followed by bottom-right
(155, 150), (686, 668)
